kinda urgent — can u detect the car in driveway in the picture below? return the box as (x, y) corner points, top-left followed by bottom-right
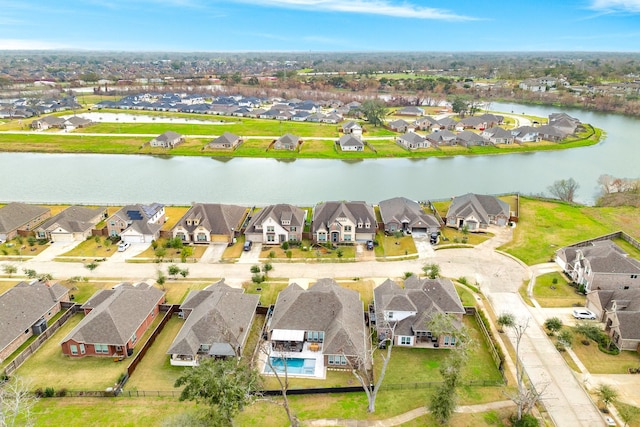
(366, 240), (374, 250)
(243, 240), (253, 251)
(117, 241), (131, 252)
(573, 309), (596, 320)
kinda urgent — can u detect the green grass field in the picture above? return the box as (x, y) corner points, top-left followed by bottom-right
(533, 272), (585, 307)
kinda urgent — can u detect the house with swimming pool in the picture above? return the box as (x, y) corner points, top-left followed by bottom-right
(264, 279), (367, 378)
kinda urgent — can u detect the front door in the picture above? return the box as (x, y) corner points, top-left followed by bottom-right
(331, 231), (340, 243)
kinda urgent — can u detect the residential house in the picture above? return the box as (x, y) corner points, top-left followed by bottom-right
(149, 131), (184, 148)
(30, 116), (66, 130)
(425, 130), (457, 146)
(273, 134), (301, 151)
(586, 288), (640, 321)
(477, 113), (504, 127)
(341, 121), (363, 137)
(61, 283), (165, 358)
(586, 288), (640, 351)
(312, 201), (376, 243)
(396, 106), (424, 116)
(338, 134), (364, 151)
(555, 240), (640, 293)
(437, 117), (458, 130)
(414, 116), (440, 132)
(35, 206), (107, 242)
(481, 126), (514, 144)
(379, 197), (440, 236)
(455, 130), (487, 147)
(396, 132), (428, 149)
(245, 204), (305, 244)
(207, 132), (242, 150)
(456, 116), (486, 131)
(0, 202), (51, 242)
(167, 281), (260, 366)
(106, 203), (165, 243)
(172, 203), (247, 244)
(322, 113), (343, 124)
(387, 119), (412, 133)
(536, 125), (565, 142)
(373, 277), (465, 347)
(0, 280), (69, 363)
(519, 78), (550, 92)
(268, 279), (367, 372)
(511, 126), (542, 143)
(446, 193), (511, 231)
(63, 116), (94, 130)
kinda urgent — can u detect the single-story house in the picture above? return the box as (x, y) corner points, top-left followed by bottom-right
(338, 134), (364, 151)
(396, 132), (428, 149)
(63, 116), (94, 130)
(312, 201), (376, 243)
(387, 119), (412, 133)
(172, 203), (247, 244)
(341, 121), (362, 136)
(106, 203), (165, 243)
(149, 131), (184, 148)
(481, 127), (514, 144)
(446, 193), (511, 231)
(167, 281), (260, 365)
(30, 116), (66, 130)
(35, 206), (107, 242)
(396, 106), (424, 116)
(425, 130), (457, 146)
(0, 202), (51, 242)
(511, 126), (541, 143)
(414, 116), (440, 132)
(437, 117), (458, 130)
(373, 277), (465, 347)
(536, 125), (566, 142)
(379, 197), (440, 236)
(555, 240), (640, 293)
(267, 279), (367, 372)
(0, 280), (69, 363)
(454, 130), (487, 147)
(61, 282), (165, 358)
(244, 204), (306, 244)
(207, 132), (242, 150)
(273, 134), (301, 150)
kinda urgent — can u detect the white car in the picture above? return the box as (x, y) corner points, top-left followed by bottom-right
(117, 241), (131, 252)
(605, 416), (616, 426)
(572, 309), (596, 320)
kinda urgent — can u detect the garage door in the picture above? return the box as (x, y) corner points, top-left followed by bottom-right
(123, 235), (144, 244)
(497, 218), (507, 226)
(51, 232), (74, 242)
(411, 228), (427, 237)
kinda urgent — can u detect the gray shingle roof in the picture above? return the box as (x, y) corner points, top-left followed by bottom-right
(208, 132), (240, 148)
(37, 206), (105, 234)
(0, 203), (50, 234)
(167, 281), (259, 358)
(379, 197), (439, 231)
(62, 283), (164, 346)
(270, 279), (366, 356)
(312, 201), (376, 235)
(173, 203), (247, 236)
(0, 280), (69, 353)
(338, 134), (364, 148)
(245, 204), (305, 234)
(446, 193), (510, 224)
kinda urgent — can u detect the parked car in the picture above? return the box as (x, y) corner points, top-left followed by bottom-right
(605, 416), (616, 426)
(366, 240), (374, 250)
(117, 241), (131, 252)
(572, 309), (596, 320)
(430, 232), (439, 245)
(243, 240), (253, 251)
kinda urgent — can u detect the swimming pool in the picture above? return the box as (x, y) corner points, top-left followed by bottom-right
(264, 357), (316, 376)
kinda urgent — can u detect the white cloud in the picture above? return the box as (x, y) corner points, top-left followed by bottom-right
(233, 0), (476, 20)
(0, 39), (73, 50)
(590, 0), (640, 12)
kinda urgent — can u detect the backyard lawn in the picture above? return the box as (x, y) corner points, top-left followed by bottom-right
(161, 206), (190, 230)
(243, 281), (288, 306)
(0, 280), (19, 294)
(16, 313), (128, 390)
(533, 271), (585, 307)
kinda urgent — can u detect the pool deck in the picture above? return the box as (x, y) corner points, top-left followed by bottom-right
(259, 342), (326, 379)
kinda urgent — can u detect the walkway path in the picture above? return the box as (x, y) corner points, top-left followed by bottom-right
(305, 400), (516, 427)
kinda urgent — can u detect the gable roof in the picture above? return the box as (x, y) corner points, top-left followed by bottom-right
(208, 132), (240, 147)
(379, 197), (439, 230)
(37, 206), (105, 234)
(446, 193), (510, 224)
(270, 279), (366, 356)
(0, 203), (50, 234)
(0, 280), (69, 354)
(592, 288), (640, 312)
(276, 133), (300, 146)
(338, 134), (364, 148)
(62, 283), (164, 346)
(312, 201), (376, 234)
(174, 203), (247, 236)
(245, 204), (305, 233)
(397, 132), (426, 145)
(155, 130), (182, 143)
(167, 281), (259, 357)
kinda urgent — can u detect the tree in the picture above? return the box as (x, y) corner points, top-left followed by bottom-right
(23, 269), (37, 279)
(168, 264), (181, 279)
(179, 268), (189, 279)
(155, 247), (167, 262)
(2, 264), (17, 277)
(26, 236), (36, 247)
(359, 99), (388, 127)
(336, 248), (344, 259)
(250, 265), (260, 274)
(174, 358), (261, 425)
(156, 270), (167, 289)
(557, 329), (573, 347)
(422, 262), (440, 279)
(544, 317), (563, 335)
(180, 246), (193, 263)
(548, 178), (580, 202)
(262, 262), (273, 275)
(262, 348), (298, 426)
(85, 262), (98, 271)
(596, 384), (618, 411)
(450, 96), (470, 117)
(618, 403), (640, 427)
(37, 273), (53, 282)
(497, 312), (515, 333)
(0, 376), (39, 427)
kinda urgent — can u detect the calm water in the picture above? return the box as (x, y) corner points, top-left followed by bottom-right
(1, 102), (638, 206)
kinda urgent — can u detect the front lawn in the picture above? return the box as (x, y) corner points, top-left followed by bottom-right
(132, 238), (207, 261)
(16, 313), (128, 390)
(533, 272), (585, 307)
(439, 227), (492, 246)
(259, 240), (357, 261)
(0, 237), (49, 257)
(569, 334), (640, 374)
(58, 237), (117, 259)
(374, 232), (417, 257)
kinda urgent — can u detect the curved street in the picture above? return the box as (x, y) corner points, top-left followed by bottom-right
(0, 227), (607, 426)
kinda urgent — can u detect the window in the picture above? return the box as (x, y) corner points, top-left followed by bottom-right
(80, 344), (85, 354)
(328, 355), (347, 366)
(199, 344), (210, 353)
(318, 233), (326, 242)
(307, 331), (324, 342)
(357, 222), (363, 228)
(131, 332), (137, 345)
(267, 226), (275, 232)
(110, 221), (115, 226)
(344, 225), (352, 232)
(70, 345), (78, 355)
(95, 344), (109, 354)
(196, 233), (207, 241)
(344, 234), (352, 241)
(365, 222), (370, 229)
(388, 311), (394, 319)
(400, 336), (412, 345)
(37, 231), (46, 239)
(444, 336), (450, 346)
(290, 226), (296, 232)
(267, 234), (275, 242)
(632, 275), (638, 279)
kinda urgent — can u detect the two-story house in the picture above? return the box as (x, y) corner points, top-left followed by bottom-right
(106, 203), (165, 243)
(312, 201), (376, 244)
(244, 204), (306, 245)
(171, 203), (247, 244)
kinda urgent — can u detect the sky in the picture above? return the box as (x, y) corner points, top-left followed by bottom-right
(1, 0), (640, 52)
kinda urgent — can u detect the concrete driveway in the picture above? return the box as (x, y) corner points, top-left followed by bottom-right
(108, 242), (150, 262)
(238, 242), (262, 264)
(413, 235), (435, 258)
(199, 243), (228, 263)
(31, 240), (82, 261)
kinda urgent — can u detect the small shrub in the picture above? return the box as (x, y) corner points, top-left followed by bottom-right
(56, 388), (68, 397)
(453, 237), (460, 243)
(552, 277), (558, 285)
(403, 272), (414, 279)
(281, 241), (289, 250)
(509, 413), (539, 427)
(34, 388), (44, 398)
(250, 265), (260, 274)
(461, 236), (468, 244)
(555, 342), (566, 352)
(581, 339), (590, 346)
(458, 276), (468, 285)
(251, 273), (265, 284)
